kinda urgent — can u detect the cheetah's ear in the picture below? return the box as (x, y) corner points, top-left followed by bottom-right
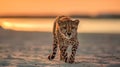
(58, 19), (62, 24)
(57, 19), (63, 26)
(74, 19), (80, 25)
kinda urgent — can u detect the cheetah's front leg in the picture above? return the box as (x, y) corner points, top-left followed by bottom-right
(68, 42), (79, 63)
(48, 37), (58, 60)
(60, 46), (68, 62)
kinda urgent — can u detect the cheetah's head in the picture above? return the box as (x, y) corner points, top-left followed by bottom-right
(58, 17), (79, 39)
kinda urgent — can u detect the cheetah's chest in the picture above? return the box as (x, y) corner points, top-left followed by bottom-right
(58, 37), (75, 46)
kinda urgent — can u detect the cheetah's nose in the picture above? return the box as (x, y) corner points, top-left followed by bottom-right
(67, 33), (71, 36)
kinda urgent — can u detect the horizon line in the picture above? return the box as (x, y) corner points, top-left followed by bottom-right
(0, 14), (120, 18)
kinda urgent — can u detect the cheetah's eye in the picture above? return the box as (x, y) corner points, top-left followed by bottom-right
(63, 27), (67, 29)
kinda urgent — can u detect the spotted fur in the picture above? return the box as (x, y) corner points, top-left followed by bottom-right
(48, 16), (79, 63)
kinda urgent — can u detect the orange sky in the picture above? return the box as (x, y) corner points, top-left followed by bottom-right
(0, 0), (120, 16)
(0, 0), (120, 33)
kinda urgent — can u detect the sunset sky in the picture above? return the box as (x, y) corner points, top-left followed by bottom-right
(0, 0), (120, 33)
(0, 0), (120, 16)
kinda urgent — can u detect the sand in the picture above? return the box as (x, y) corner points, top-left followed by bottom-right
(0, 29), (120, 67)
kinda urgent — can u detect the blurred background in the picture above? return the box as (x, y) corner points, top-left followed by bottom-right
(0, 0), (120, 67)
(0, 0), (120, 33)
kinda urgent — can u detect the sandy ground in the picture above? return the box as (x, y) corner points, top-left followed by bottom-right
(0, 29), (120, 67)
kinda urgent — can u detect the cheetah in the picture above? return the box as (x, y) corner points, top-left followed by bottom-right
(48, 16), (79, 63)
